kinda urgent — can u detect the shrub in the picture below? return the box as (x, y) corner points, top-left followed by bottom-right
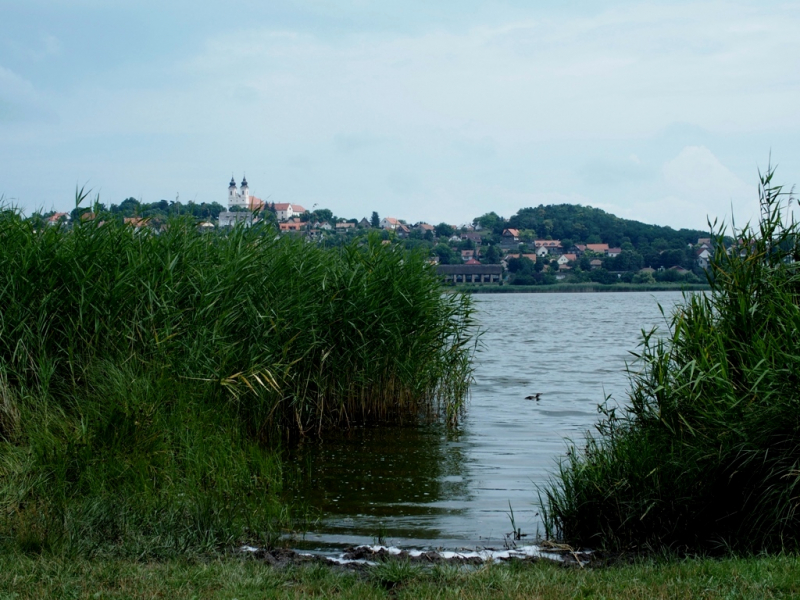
(542, 168), (800, 553)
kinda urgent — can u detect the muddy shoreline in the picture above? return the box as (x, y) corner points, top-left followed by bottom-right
(240, 543), (594, 570)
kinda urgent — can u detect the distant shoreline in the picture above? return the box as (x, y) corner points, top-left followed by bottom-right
(450, 283), (711, 294)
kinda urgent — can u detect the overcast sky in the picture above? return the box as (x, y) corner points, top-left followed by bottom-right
(2, 0), (798, 230)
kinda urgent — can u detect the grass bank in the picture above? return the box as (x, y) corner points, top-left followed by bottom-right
(457, 282), (710, 293)
(0, 194), (476, 557)
(542, 168), (800, 553)
(1, 552), (799, 599)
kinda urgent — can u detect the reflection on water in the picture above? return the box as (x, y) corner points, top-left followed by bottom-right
(287, 291), (689, 550)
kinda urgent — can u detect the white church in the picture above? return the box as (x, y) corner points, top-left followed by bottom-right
(218, 176), (307, 226)
(227, 175), (264, 211)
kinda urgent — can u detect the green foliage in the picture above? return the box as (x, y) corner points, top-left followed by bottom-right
(481, 244), (501, 264)
(433, 243), (459, 265)
(542, 168), (800, 553)
(0, 191), (476, 556)
(473, 211), (504, 234)
(6, 553), (800, 599)
(435, 223), (455, 238)
(507, 205), (706, 248)
(632, 271), (656, 284)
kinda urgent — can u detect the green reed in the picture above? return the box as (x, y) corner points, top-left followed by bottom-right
(542, 167), (800, 553)
(0, 191), (476, 556)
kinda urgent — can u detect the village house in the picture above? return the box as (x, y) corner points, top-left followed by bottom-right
(606, 247), (622, 258)
(501, 229), (521, 250)
(123, 217), (149, 229)
(396, 224), (411, 238)
(47, 212), (71, 226)
(273, 202), (307, 221)
(461, 232), (482, 245)
(335, 222), (355, 231)
(534, 240), (563, 255)
(359, 217), (371, 228)
(505, 253), (538, 262)
(535, 245), (549, 258)
(590, 259), (603, 270)
(585, 243), (610, 254)
(461, 249), (477, 261)
(279, 220), (304, 232)
(696, 248), (712, 269)
(557, 253), (577, 266)
(380, 217), (401, 230)
(415, 222), (435, 233)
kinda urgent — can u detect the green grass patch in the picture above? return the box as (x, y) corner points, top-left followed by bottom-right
(1, 553), (800, 598)
(542, 168), (800, 553)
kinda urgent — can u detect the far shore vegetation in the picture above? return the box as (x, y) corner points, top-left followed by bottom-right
(32, 186), (716, 289)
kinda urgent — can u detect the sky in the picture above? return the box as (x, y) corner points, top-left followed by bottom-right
(1, 0), (799, 231)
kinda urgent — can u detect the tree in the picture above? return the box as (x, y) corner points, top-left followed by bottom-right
(632, 271), (656, 284)
(507, 256), (535, 275)
(435, 223), (455, 238)
(482, 244), (500, 264)
(457, 239), (475, 251)
(589, 269), (617, 284)
(370, 211), (380, 228)
(434, 243), (458, 264)
(312, 208), (334, 223)
(474, 211), (503, 232)
(607, 250), (644, 272)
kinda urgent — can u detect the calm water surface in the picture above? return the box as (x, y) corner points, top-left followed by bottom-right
(288, 292), (688, 551)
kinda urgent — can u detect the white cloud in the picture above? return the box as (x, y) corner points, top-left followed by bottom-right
(0, 65), (55, 123)
(612, 146), (758, 230)
(662, 145), (758, 226)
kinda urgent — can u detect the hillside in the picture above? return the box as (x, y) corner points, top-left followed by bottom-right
(476, 204), (708, 249)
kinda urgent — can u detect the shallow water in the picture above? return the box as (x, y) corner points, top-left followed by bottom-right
(287, 291), (688, 551)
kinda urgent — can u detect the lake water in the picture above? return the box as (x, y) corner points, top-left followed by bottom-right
(287, 291), (689, 551)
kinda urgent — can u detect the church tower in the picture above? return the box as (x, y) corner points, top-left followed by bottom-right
(241, 176), (250, 209)
(228, 176), (238, 207)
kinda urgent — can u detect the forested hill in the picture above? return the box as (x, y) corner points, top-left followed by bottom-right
(476, 205), (708, 248)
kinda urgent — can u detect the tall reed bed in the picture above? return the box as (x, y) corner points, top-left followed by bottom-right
(542, 169), (800, 553)
(0, 194), (476, 556)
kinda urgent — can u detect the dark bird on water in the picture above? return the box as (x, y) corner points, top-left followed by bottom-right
(525, 393), (541, 401)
